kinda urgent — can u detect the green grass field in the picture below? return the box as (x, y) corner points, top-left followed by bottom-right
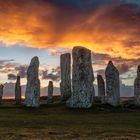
(0, 98), (140, 140)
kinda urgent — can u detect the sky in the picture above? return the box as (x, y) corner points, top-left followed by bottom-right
(0, 0), (140, 97)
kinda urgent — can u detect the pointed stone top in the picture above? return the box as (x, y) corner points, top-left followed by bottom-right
(107, 60), (115, 68)
(137, 65), (140, 77)
(108, 60), (115, 66)
(17, 75), (20, 79)
(106, 60), (119, 74)
(31, 56), (39, 61)
(16, 76), (20, 84)
(30, 56), (39, 66)
(49, 81), (53, 85)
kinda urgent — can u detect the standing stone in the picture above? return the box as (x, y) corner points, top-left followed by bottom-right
(60, 53), (71, 101)
(47, 81), (54, 104)
(134, 65), (140, 106)
(66, 46), (95, 108)
(0, 85), (4, 104)
(25, 56), (40, 107)
(15, 76), (21, 104)
(105, 61), (120, 106)
(97, 75), (105, 104)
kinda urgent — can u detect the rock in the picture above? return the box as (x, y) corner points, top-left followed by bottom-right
(97, 75), (105, 104)
(0, 84), (4, 104)
(105, 61), (120, 106)
(15, 76), (21, 104)
(47, 81), (54, 104)
(60, 53), (71, 101)
(66, 46), (95, 108)
(134, 65), (140, 106)
(25, 56), (40, 107)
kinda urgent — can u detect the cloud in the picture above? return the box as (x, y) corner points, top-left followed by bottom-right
(0, 58), (28, 81)
(0, 59), (28, 79)
(0, 0), (140, 76)
(123, 41), (140, 48)
(0, 59), (15, 65)
(51, 0), (123, 9)
(8, 73), (17, 80)
(15, 65), (28, 78)
(93, 50), (140, 79)
(48, 48), (71, 56)
(41, 70), (49, 79)
(45, 73), (60, 82)
(96, 69), (105, 78)
(41, 66), (60, 81)
(92, 51), (140, 76)
(0, 1), (139, 57)
(117, 63), (130, 74)
(0, 59), (19, 74)
(52, 66), (61, 74)
(0, 59), (17, 70)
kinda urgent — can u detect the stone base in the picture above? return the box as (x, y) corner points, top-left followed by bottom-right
(66, 95), (93, 108)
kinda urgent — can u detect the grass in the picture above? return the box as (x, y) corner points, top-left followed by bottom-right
(0, 98), (140, 140)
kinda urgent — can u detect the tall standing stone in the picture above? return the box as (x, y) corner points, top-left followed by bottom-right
(47, 81), (54, 104)
(60, 53), (71, 101)
(66, 46), (95, 108)
(15, 76), (21, 104)
(97, 75), (105, 104)
(0, 84), (4, 104)
(105, 61), (120, 106)
(134, 65), (140, 106)
(25, 56), (40, 107)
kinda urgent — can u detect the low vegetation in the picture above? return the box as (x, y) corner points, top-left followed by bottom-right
(0, 97), (140, 140)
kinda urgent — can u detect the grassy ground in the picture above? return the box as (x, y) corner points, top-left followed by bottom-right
(0, 98), (140, 140)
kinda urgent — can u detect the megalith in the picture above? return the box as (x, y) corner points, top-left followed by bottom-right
(25, 56), (40, 107)
(47, 81), (54, 104)
(105, 61), (120, 106)
(0, 84), (4, 104)
(15, 76), (21, 104)
(97, 75), (105, 104)
(134, 65), (140, 106)
(60, 53), (71, 101)
(66, 46), (95, 108)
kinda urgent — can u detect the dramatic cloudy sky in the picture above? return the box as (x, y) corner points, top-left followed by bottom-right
(0, 0), (140, 97)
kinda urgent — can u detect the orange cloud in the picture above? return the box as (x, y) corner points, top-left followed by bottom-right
(0, 1), (140, 60)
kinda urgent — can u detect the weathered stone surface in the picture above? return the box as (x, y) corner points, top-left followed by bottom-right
(0, 84), (4, 104)
(105, 61), (120, 106)
(134, 65), (140, 106)
(15, 76), (21, 104)
(60, 53), (71, 101)
(25, 56), (40, 107)
(47, 81), (54, 104)
(66, 46), (95, 108)
(97, 75), (105, 104)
